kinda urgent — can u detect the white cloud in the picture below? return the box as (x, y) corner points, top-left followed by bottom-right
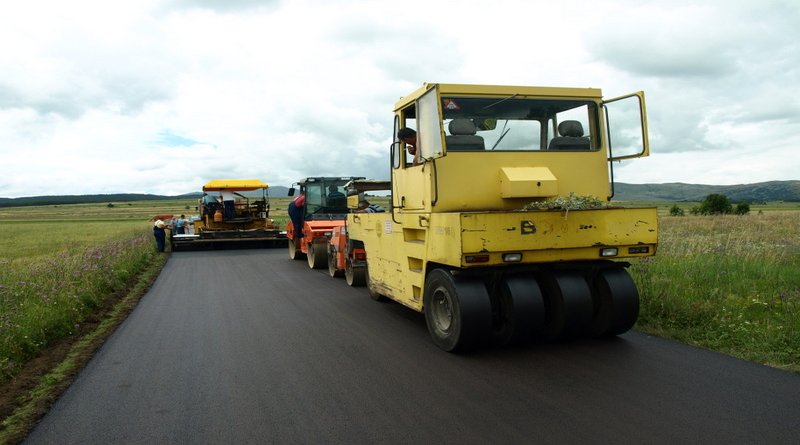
(0, 0), (798, 198)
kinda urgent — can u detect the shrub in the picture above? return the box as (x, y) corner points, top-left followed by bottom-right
(669, 204), (685, 216)
(735, 202), (751, 215)
(698, 193), (733, 215)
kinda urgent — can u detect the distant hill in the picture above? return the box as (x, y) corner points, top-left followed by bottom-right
(0, 186), (295, 208)
(268, 186), (291, 197)
(1, 181), (797, 208)
(0, 193), (182, 208)
(613, 180), (800, 202)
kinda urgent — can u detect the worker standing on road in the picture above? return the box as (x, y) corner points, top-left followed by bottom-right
(153, 219), (170, 252)
(175, 214), (187, 235)
(287, 194), (305, 239)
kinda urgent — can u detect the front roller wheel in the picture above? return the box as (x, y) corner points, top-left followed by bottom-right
(288, 237), (305, 260)
(327, 245), (343, 278)
(345, 256), (366, 286)
(587, 267), (640, 337)
(307, 242), (327, 269)
(424, 269), (491, 352)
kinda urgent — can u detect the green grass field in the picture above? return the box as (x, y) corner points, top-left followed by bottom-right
(614, 200), (800, 216)
(0, 199), (798, 383)
(0, 230), (158, 384)
(632, 211), (799, 371)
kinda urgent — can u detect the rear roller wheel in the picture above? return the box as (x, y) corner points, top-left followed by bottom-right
(327, 245), (343, 277)
(424, 269), (491, 352)
(307, 242), (327, 269)
(492, 275), (546, 346)
(536, 270), (594, 340)
(288, 237), (305, 260)
(345, 256), (366, 286)
(587, 267), (640, 337)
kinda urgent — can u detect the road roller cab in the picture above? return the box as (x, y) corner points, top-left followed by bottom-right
(286, 176), (364, 269)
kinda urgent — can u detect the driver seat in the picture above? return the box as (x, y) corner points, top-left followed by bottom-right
(548, 120), (591, 150)
(446, 118), (485, 151)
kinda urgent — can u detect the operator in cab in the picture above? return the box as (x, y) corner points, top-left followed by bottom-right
(355, 198), (385, 213)
(398, 127), (420, 165)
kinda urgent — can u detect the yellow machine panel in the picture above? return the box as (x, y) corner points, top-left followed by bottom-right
(498, 167), (558, 198)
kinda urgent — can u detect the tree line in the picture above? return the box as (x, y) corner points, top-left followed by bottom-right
(670, 193), (750, 216)
(0, 194), (185, 208)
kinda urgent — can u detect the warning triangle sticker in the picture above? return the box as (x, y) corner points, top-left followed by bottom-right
(443, 99), (460, 110)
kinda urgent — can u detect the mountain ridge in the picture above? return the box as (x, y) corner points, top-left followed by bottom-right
(0, 186), (294, 208)
(613, 180), (799, 202)
(1, 181), (797, 207)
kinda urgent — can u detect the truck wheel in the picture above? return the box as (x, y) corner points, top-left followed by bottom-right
(345, 256), (365, 286)
(424, 269), (491, 352)
(327, 245), (343, 278)
(307, 242), (327, 269)
(536, 270), (593, 340)
(288, 237), (305, 260)
(587, 268), (639, 337)
(492, 275), (545, 346)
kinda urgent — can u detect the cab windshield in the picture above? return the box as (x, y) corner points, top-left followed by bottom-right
(440, 97), (598, 152)
(303, 179), (349, 216)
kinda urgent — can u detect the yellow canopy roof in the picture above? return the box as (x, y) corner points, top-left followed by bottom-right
(202, 179), (269, 192)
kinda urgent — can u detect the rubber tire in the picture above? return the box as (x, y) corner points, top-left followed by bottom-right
(327, 245), (343, 278)
(536, 270), (594, 340)
(587, 267), (640, 337)
(307, 242), (327, 269)
(345, 256), (366, 287)
(288, 237), (305, 260)
(423, 269), (491, 352)
(492, 275), (546, 346)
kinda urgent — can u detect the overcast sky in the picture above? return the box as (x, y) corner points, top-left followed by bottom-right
(1, 0), (798, 198)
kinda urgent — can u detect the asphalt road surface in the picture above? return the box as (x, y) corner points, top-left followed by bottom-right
(25, 249), (800, 444)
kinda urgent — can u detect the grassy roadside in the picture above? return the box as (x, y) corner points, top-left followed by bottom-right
(0, 248), (168, 445)
(0, 230), (159, 381)
(631, 212), (800, 372)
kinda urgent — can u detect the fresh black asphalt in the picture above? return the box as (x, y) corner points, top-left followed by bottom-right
(24, 249), (800, 444)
